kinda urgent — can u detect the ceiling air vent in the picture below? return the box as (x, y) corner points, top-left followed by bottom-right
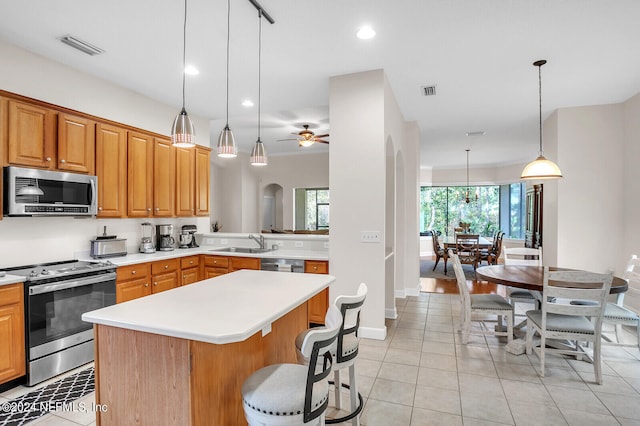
(59, 35), (105, 56)
(421, 85), (437, 96)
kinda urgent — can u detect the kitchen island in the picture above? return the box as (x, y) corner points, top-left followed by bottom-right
(82, 269), (334, 426)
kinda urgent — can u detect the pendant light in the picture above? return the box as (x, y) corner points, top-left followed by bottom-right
(464, 149), (477, 204)
(171, 0), (196, 147)
(250, 10), (267, 166)
(521, 60), (562, 179)
(216, 0), (237, 158)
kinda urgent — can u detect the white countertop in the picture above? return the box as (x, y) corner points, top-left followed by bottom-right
(0, 274), (26, 287)
(82, 269), (334, 345)
(78, 246), (328, 266)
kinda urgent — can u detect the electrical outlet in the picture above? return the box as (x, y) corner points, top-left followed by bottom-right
(360, 231), (381, 243)
(275, 240), (284, 246)
(203, 238), (214, 245)
(295, 241), (304, 248)
(324, 242), (329, 249)
(221, 239), (228, 245)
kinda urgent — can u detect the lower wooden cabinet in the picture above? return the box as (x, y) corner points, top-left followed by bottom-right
(305, 260), (330, 325)
(0, 283), (26, 385)
(181, 255), (200, 285)
(229, 256), (260, 272)
(151, 259), (180, 294)
(116, 263), (151, 303)
(202, 255), (229, 278)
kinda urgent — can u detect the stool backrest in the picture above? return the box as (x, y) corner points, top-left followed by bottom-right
(334, 283), (367, 364)
(299, 304), (342, 423)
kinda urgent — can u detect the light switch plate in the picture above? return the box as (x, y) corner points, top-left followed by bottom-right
(324, 242), (329, 249)
(221, 239), (228, 245)
(295, 241), (304, 248)
(360, 231), (381, 243)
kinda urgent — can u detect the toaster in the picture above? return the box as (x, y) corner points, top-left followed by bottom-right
(90, 238), (127, 258)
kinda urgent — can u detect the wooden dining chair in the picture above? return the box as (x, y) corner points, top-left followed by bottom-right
(480, 231), (504, 265)
(455, 233), (480, 271)
(525, 268), (613, 384)
(430, 231), (448, 271)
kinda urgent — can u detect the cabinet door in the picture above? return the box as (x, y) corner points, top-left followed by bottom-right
(7, 100), (55, 168)
(305, 261), (329, 325)
(0, 284), (25, 384)
(175, 147), (195, 216)
(181, 267), (200, 286)
(116, 277), (151, 303)
(127, 131), (154, 217)
(96, 123), (127, 217)
(153, 138), (175, 217)
(152, 271), (179, 293)
(57, 113), (95, 174)
(195, 146), (211, 216)
(229, 257), (260, 272)
(203, 267), (227, 279)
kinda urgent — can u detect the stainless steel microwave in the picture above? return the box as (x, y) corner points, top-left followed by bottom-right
(3, 166), (97, 216)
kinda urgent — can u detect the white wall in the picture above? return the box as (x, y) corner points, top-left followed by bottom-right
(0, 40), (211, 267)
(622, 93), (640, 262)
(430, 163), (526, 186)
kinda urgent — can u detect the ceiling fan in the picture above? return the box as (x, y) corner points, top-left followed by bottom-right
(277, 124), (329, 147)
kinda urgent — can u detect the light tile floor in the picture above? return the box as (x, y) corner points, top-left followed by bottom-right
(4, 293), (640, 425)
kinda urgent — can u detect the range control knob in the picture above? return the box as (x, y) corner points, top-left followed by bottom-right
(30, 270), (38, 277)
(41, 269), (51, 275)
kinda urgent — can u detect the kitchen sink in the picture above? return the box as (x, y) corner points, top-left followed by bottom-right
(210, 247), (274, 254)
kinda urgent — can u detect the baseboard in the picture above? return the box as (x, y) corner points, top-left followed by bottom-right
(395, 288), (406, 298)
(359, 326), (387, 341)
(385, 307), (398, 319)
(405, 281), (421, 297)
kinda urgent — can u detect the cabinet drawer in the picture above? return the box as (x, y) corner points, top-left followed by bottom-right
(0, 283), (23, 307)
(151, 258), (180, 275)
(305, 261), (328, 274)
(229, 257), (260, 272)
(203, 256), (229, 268)
(116, 263), (150, 282)
(181, 255), (200, 269)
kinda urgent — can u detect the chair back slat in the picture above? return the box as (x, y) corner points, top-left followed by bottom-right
(504, 247), (542, 266)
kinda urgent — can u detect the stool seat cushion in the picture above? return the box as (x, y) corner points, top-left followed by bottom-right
(242, 364), (328, 418)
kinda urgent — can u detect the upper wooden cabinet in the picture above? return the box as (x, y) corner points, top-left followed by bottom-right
(153, 138), (175, 217)
(6, 99), (56, 169)
(57, 113), (95, 174)
(127, 131), (154, 217)
(175, 147), (195, 217)
(195, 146), (211, 216)
(96, 123), (127, 218)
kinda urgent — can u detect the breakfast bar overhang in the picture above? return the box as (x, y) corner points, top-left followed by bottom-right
(82, 269), (334, 425)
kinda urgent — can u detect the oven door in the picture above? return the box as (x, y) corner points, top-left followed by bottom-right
(27, 272), (116, 360)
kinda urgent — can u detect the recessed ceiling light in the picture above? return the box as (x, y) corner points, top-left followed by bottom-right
(356, 26), (375, 40)
(466, 131), (486, 137)
(242, 99), (254, 107)
(184, 65), (199, 76)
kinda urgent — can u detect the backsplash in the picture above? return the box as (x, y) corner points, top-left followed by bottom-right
(0, 216), (210, 268)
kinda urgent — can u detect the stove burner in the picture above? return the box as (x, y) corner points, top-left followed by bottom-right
(5, 259), (117, 283)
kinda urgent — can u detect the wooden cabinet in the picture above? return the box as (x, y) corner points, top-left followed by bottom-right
(153, 138), (175, 217)
(57, 113), (95, 174)
(525, 184), (543, 249)
(96, 123), (127, 218)
(6, 99), (55, 168)
(202, 255), (229, 278)
(116, 263), (151, 303)
(151, 259), (180, 293)
(0, 283), (25, 384)
(195, 146), (211, 216)
(181, 256), (200, 285)
(229, 256), (260, 272)
(127, 131), (154, 217)
(305, 260), (330, 325)
(175, 147), (195, 216)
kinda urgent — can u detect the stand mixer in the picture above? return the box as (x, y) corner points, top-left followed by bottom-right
(139, 222), (156, 253)
(179, 224), (199, 248)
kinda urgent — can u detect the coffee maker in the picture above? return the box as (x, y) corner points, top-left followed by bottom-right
(156, 224), (175, 251)
(180, 224), (199, 248)
(139, 222), (156, 253)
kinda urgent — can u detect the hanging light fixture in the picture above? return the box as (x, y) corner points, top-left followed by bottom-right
(250, 10), (267, 166)
(464, 149), (477, 204)
(171, 0), (196, 147)
(521, 60), (562, 179)
(216, 0), (237, 158)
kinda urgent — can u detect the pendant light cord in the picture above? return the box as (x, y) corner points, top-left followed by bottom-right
(466, 149), (470, 189)
(538, 63), (543, 156)
(225, 0), (231, 126)
(257, 10), (262, 141)
(181, 0), (187, 111)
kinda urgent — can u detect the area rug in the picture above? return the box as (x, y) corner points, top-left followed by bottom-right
(420, 257), (478, 280)
(0, 367), (94, 426)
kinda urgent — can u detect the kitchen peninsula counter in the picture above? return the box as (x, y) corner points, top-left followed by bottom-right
(82, 270), (334, 425)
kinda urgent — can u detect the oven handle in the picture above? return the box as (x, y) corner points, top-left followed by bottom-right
(28, 272), (117, 295)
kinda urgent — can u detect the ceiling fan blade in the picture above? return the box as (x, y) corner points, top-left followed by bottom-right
(276, 138), (300, 141)
(314, 134), (329, 138)
(315, 139), (330, 144)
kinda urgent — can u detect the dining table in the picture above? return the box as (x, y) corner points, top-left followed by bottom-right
(440, 235), (493, 274)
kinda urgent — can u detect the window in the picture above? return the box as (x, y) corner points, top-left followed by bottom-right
(420, 183), (525, 239)
(295, 188), (329, 230)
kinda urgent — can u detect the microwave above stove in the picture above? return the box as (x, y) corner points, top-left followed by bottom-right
(3, 166), (97, 216)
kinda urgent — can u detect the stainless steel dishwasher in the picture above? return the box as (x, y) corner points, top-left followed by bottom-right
(260, 258), (305, 273)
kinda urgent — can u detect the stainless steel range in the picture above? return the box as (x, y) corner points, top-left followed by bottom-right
(5, 259), (116, 386)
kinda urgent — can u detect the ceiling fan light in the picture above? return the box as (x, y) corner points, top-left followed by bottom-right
(250, 139), (268, 166)
(299, 139), (314, 147)
(217, 125), (237, 157)
(171, 108), (196, 147)
(521, 155), (563, 180)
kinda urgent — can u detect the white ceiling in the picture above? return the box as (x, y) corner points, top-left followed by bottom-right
(1, 0), (639, 169)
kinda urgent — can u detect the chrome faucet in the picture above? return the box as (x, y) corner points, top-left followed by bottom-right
(249, 234), (265, 249)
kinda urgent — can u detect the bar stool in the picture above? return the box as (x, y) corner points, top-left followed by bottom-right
(296, 283), (368, 426)
(242, 305), (342, 426)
